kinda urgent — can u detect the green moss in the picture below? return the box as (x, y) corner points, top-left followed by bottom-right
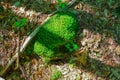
(34, 12), (78, 61)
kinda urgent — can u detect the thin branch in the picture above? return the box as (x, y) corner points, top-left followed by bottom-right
(14, 31), (20, 70)
(0, 0), (77, 76)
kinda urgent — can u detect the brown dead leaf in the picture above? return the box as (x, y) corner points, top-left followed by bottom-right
(115, 46), (120, 55)
(76, 47), (88, 66)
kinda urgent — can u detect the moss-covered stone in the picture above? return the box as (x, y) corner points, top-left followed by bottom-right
(34, 12), (78, 62)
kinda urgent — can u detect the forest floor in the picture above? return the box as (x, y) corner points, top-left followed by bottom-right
(0, 0), (120, 80)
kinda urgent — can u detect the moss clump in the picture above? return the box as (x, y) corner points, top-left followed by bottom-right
(34, 12), (78, 62)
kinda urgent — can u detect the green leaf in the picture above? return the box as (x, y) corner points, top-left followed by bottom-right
(96, 12), (100, 16)
(71, 42), (79, 50)
(65, 43), (71, 48)
(59, 2), (67, 9)
(111, 68), (120, 79)
(70, 64), (74, 68)
(13, 21), (21, 27)
(57, 0), (68, 9)
(65, 42), (78, 52)
(20, 18), (28, 27)
(61, 3), (65, 8)
(73, 44), (79, 50)
(104, 9), (108, 17)
(69, 58), (73, 64)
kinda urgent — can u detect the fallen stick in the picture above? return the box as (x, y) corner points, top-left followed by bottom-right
(0, 14), (51, 76)
(0, 0), (77, 76)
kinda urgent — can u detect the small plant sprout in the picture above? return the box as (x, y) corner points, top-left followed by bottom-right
(65, 42), (79, 52)
(69, 57), (73, 64)
(13, 18), (28, 28)
(69, 57), (75, 68)
(57, 0), (68, 9)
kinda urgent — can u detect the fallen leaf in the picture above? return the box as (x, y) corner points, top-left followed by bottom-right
(76, 47), (88, 66)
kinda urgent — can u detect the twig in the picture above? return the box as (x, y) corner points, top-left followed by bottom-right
(0, 12), (55, 77)
(19, 65), (26, 80)
(0, 52), (19, 76)
(14, 30), (20, 70)
(0, 0), (77, 76)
